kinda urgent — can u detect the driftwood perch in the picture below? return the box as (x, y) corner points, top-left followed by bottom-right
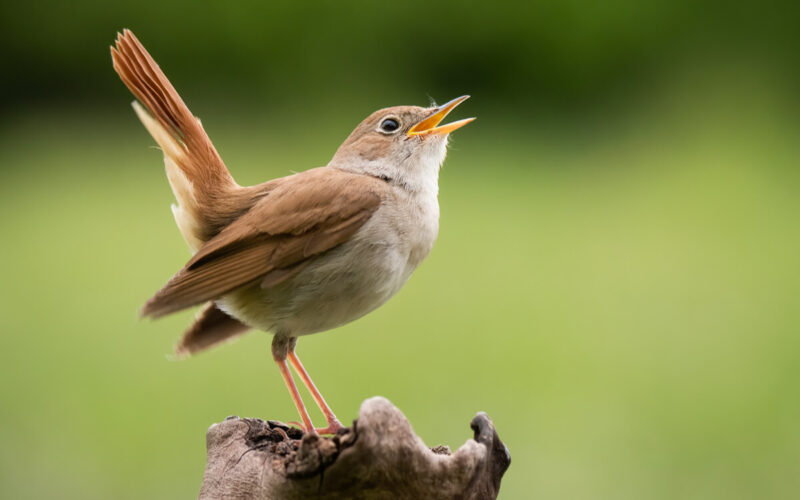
(198, 397), (511, 499)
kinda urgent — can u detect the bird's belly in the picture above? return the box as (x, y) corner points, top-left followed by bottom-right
(218, 238), (413, 337)
(218, 192), (438, 337)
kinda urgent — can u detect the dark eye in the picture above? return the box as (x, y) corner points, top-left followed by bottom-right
(380, 118), (400, 133)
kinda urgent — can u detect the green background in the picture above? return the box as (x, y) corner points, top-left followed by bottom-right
(1, 1), (799, 498)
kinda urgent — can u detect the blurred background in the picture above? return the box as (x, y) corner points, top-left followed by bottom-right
(1, 1), (799, 498)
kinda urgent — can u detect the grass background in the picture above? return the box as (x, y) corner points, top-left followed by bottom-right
(1, 2), (799, 498)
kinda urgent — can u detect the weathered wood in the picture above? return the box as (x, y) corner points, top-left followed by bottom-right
(198, 397), (511, 499)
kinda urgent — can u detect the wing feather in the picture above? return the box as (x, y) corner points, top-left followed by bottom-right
(141, 169), (387, 318)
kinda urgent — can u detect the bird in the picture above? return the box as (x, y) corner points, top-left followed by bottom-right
(110, 29), (474, 435)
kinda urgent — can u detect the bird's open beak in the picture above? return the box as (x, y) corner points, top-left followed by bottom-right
(407, 95), (475, 137)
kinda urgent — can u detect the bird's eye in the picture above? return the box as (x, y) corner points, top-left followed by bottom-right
(379, 118), (400, 133)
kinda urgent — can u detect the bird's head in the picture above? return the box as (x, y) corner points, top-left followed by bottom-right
(329, 96), (474, 193)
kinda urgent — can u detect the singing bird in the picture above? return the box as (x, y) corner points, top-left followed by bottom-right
(111, 30), (474, 435)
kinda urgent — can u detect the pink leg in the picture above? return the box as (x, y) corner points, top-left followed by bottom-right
(274, 358), (316, 435)
(288, 350), (344, 434)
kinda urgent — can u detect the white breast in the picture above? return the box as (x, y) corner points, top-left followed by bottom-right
(218, 189), (440, 337)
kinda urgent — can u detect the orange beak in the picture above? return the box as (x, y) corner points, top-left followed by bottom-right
(407, 95), (475, 137)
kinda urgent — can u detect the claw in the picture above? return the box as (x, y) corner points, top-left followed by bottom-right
(287, 420), (313, 434)
(315, 418), (344, 435)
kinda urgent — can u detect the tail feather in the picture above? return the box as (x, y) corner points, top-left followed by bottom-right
(111, 29), (238, 245)
(175, 302), (250, 357)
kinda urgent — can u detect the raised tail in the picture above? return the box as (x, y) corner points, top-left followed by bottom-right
(111, 29), (239, 250)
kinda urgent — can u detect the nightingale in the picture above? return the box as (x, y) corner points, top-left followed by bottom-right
(111, 30), (474, 435)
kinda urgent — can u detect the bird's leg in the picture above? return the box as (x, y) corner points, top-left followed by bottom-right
(274, 359), (316, 434)
(272, 336), (316, 435)
(287, 349), (344, 435)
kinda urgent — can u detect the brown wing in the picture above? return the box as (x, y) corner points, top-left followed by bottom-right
(140, 168), (387, 318)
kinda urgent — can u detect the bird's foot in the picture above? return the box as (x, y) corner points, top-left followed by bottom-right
(287, 418), (344, 436)
(287, 420), (309, 434)
(315, 417), (344, 435)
